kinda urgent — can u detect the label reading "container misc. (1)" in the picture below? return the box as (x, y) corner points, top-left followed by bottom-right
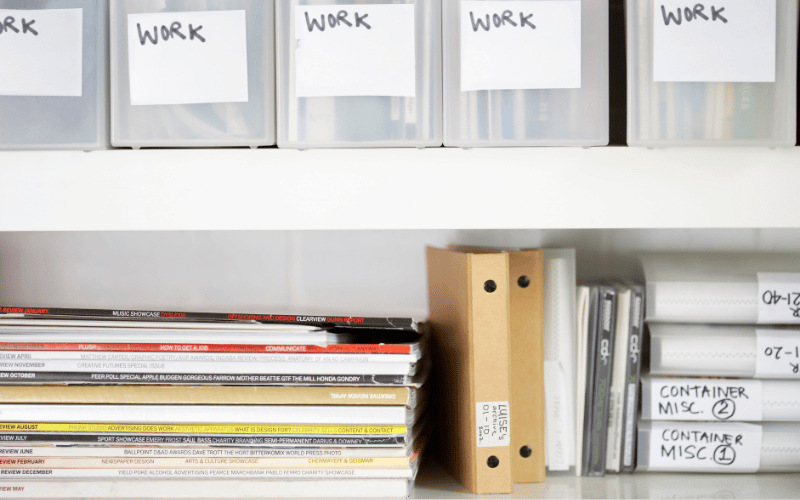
(646, 421), (762, 473)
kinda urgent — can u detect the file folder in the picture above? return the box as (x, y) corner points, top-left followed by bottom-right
(427, 247), (513, 494)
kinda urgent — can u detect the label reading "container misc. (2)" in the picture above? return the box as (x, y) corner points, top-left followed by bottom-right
(648, 378), (763, 421)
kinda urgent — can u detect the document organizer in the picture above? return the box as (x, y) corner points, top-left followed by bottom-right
(0, 0), (108, 150)
(626, 0), (799, 147)
(442, 0), (609, 147)
(110, 0), (275, 148)
(276, 0), (443, 148)
(447, 246), (547, 484)
(427, 247), (513, 494)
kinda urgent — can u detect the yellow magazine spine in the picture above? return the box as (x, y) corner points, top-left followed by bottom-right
(0, 386), (412, 406)
(0, 457), (410, 468)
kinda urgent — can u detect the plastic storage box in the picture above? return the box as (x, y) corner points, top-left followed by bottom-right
(0, 0), (108, 150)
(637, 421), (800, 472)
(111, 0), (274, 148)
(442, 0), (608, 147)
(626, 0), (798, 147)
(641, 252), (800, 324)
(276, 0), (442, 148)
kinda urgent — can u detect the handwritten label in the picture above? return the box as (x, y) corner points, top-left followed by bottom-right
(127, 10), (249, 105)
(460, 0), (580, 91)
(646, 421), (762, 472)
(653, 0), (776, 82)
(755, 329), (800, 378)
(649, 378), (763, 421)
(294, 4), (415, 97)
(0, 8), (82, 96)
(476, 401), (510, 447)
(758, 273), (800, 324)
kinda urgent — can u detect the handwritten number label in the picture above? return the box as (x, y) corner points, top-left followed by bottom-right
(460, 0), (581, 92)
(294, 4), (416, 98)
(758, 273), (800, 324)
(0, 8), (82, 97)
(127, 10), (249, 106)
(475, 401), (510, 447)
(646, 421), (762, 472)
(653, 0), (776, 82)
(755, 330), (800, 379)
(649, 378), (763, 421)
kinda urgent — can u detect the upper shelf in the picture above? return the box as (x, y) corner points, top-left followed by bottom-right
(1, 147), (799, 231)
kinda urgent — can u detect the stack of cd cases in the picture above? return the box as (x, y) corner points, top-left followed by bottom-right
(0, 306), (429, 498)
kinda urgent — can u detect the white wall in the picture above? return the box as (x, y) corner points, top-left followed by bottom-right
(1, 229), (799, 317)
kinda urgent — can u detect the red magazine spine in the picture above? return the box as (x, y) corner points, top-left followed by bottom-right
(0, 343), (412, 354)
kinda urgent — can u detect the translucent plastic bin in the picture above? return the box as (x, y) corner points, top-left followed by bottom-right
(111, 0), (274, 148)
(277, 0), (442, 148)
(442, 0), (608, 147)
(637, 421), (800, 473)
(0, 0), (108, 150)
(626, 0), (798, 147)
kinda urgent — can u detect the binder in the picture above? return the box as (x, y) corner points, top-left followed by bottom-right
(507, 250), (546, 484)
(427, 247), (513, 494)
(447, 246), (546, 483)
(543, 249), (577, 474)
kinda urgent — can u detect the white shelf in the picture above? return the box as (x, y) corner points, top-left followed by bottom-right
(412, 462), (800, 499)
(1, 147), (800, 231)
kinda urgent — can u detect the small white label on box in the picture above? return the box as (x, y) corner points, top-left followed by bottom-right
(653, 0), (776, 82)
(0, 8), (83, 97)
(649, 378), (763, 421)
(460, 0), (581, 91)
(475, 401), (510, 447)
(127, 10), (249, 106)
(646, 421), (762, 472)
(758, 273), (800, 324)
(294, 4), (416, 98)
(755, 329), (800, 379)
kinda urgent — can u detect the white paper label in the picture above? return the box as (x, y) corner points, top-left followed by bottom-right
(649, 378), (763, 421)
(460, 1), (581, 91)
(647, 421), (762, 472)
(476, 401), (510, 447)
(755, 329), (800, 378)
(0, 9), (83, 97)
(294, 4), (416, 98)
(758, 273), (800, 324)
(127, 11), (249, 105)
(653, 0), (776, 82)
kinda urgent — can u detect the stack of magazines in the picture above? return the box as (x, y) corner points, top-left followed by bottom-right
(639, 253), (800, 474)
(0, 306), (428, 498)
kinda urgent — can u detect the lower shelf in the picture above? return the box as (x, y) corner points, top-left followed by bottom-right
(412, 461), (800, 499)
